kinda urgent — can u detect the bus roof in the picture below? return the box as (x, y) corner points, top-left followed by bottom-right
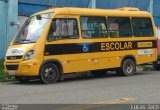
(33, 7), (152, 18)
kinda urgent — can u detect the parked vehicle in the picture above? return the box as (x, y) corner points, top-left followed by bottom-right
(4, 7), (157, 83)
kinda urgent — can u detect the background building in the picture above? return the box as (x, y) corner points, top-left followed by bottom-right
(0, 0), (160, 59)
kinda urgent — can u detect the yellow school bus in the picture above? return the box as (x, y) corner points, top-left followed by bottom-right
(4, 7), (157, 84)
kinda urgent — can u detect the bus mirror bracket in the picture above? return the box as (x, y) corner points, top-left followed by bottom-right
(36, 15), (42, 20)
(10, 21), (18, 26)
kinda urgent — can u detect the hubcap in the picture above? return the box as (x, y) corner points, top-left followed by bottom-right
(124, 62), (133, 73)
(44, 67), (56, 81)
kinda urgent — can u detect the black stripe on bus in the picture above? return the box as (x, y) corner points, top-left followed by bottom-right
(44, 40), (157, 56)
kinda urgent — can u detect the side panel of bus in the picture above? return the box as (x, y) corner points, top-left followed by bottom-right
(44, 15), (157, 73)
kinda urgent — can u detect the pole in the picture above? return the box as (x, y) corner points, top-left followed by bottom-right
(0, 0), (7, 59)
(6, 0), (18, 49)
(149, 0), (153, 15)
(88, 0), (96, 8)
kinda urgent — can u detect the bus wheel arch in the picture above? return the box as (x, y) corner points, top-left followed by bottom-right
(121, 55), (137, 67)
(39, 59), (64, 84)
(117, 55), (136, 76)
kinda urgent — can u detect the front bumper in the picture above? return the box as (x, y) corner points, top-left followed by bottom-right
(4, 59), (41, 76)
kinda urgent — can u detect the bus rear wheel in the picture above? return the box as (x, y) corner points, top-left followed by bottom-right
(40, 63), (59, 84)
(117, 59), (136, 76)
(153, 62), (160, 70)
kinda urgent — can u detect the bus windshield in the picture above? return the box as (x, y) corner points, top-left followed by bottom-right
(14, 13), (52, 44)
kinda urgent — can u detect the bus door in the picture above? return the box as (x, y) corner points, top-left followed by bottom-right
(44, 15), (83, 73)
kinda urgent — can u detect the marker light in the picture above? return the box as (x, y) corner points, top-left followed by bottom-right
(23, 50), (35, 61)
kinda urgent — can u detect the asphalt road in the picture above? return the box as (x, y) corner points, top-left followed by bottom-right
(0, 67), (160, 105)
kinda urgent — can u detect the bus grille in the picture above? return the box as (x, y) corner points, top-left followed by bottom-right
(7, 56), (22, 60)
(6, 65), (19, 70)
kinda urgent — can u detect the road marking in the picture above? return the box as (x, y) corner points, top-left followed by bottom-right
(94, 97), (136, 104)
(57, 97), (136, 110)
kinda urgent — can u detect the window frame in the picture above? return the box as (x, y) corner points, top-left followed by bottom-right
(131, 17), (154, 37)
(80, 16), (108, 39)
(47, 18), (79, 42)
(107, 16), (132, 38)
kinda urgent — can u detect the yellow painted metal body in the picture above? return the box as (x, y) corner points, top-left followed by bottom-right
(4, 7), (157, 76)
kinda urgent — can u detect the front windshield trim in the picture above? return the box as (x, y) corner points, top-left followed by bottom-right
(14, 13), (53, 45)
(14, 42), (36, 45)
(14, 40), (36, 44)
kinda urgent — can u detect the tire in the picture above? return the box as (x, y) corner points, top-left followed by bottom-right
(91, 69), (106, 77)
(40, 63), (59, 84)
(117, 59), (136, 76)
(15, 76), (30, 83)
(153, 62), (160, 70)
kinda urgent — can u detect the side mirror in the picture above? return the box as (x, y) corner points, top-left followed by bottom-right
(36, 15), (42, 20)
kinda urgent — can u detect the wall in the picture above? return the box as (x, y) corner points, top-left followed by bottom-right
(0, 0), (18, 59)
(18, 0), (90, 16)
(0, 1), (7, 59)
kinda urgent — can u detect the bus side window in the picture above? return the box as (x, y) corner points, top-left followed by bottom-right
(108, 17), (132, 38)
(47, 18), (79, 41)
(80, 16), (108, 38)
(131, 18), (154, 37)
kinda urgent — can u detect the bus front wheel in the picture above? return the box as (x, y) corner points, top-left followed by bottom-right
(117, 59), (136, 76)
(40, 63), (59, 84)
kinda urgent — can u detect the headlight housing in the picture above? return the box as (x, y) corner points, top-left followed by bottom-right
(23, 50), (35, 61)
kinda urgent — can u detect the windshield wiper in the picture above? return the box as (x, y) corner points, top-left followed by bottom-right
(20, 39), (31, 41)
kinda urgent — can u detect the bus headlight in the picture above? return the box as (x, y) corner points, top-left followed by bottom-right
(23, 50), (35, 61)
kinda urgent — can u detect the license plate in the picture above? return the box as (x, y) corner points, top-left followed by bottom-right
(8, 71), (15, 75)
